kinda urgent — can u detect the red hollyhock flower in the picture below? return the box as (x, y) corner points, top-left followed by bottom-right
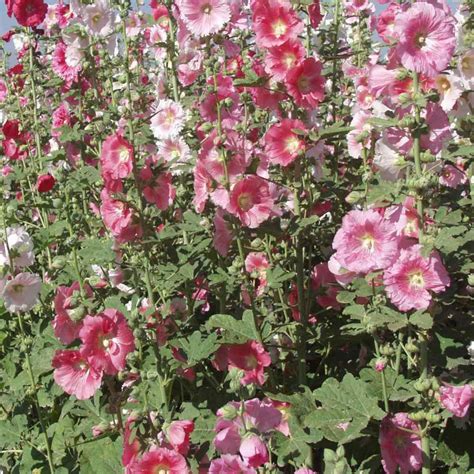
(264, 118), (306, 167)
(12, 0), (48, 27)
(36, 173), (56, 193)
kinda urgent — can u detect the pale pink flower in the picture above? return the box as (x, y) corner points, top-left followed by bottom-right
(228, 176), (274, 229)
(82, 0), (116, 37)
(384, 197), (420, 239)
(347, 111), (372, 159)
(435, 73), (463, 112)
(52, 41), (81, 87)
(379, 413), (422, 474)
(100, 133), (134, 186)
(158, 137), (191, 170)
(383, 244), (450, 312)
(2, 272), (42, 313)
(178, 0), (231, 38)
(209, 454), (256, 473)
(264, 119), (306, 167)
(239, 434), (268, 468)
(458, 49), (474, 88)
(332, 210), (400, 274)
(0, 226), (35, 269)
(328, 254), (358, 287)
(439, 384), (473, 418)
(166, 420), (194, 455)
(395, 2), (456, 77)
(150, 99), (185, 140)
(79, 309), (135, 375)
(373, 138), (406, 182)
(52, 349), (103, 400)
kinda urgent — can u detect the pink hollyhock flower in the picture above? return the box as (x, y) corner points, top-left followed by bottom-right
(166, 420), (195, 455)
(384, 197), (420, 239)
(264, 119), (306, 167)
(150, 99), (185, 140)
(52, 349), (103, 400)
(52, 102), (72, 139)
(143, 172), (176, 210)
(213, 340), (271, 386)
(264, 39), (306, 81)
(347, 110), (372, 159)
(395, 2), (455, 77)
(379, 413), (422, 474)
(213, 208), (233, 257)
(52, 281), (93, 344)
(0, 79), (7, 102)
(214, 418), (242, 454)
(332, 210), (400, 274)
(178, 0), (231, 38)
(36, 173), (56, 193)
(82, 0), (116, 37)
(239, 434), (268, 468)
(158, 137), (191, 169)
(435, 73), (463, 112)
(285, 57), (325, 109)
(130, 447), (189, 473)
(373, 138), (406, 182)
(376, 2), (399, 43)
(244, 252), (270, 299)
(295, 469), (317, 474)
(209, 454), (256, 473)
(439, 164), (467, 188)
(79, 309), (135, 375)
(308, 0), (323, 28)
(1, 272), (42, 313)
(245, 398), (283, 433)
(52, 41), (81, 87)
(122, 416), (141, 468)
(439, 384), (473, 418)
(12, 0), (48, 27)
(383, 244), (450, 312)
(100, 133), (134, 185)
(252, 0), (304, 49)
(228, 176), (274, 229)
(0, 226), (35, 269)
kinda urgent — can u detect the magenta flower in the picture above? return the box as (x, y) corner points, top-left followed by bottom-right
(209, 454), (256, 473)
(239, 434), (268, 468)
(100, 133), (134, 186)
(439, 384), (472, 418)
(332, 210), (400, 274)
(264, 39), (306, 81)
(178, 0), (231, 38)
(166, 420), (195, 455)
(379, 413), (422, 474)
(383, 244), (450, 312)
(264, 119), (306, 167)
(395, 2), (456, 77)
(129, 446), (189, 473)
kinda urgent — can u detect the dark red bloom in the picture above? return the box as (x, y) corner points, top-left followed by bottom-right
(12, 0), (48, 27)
(36, 174), (56, 193)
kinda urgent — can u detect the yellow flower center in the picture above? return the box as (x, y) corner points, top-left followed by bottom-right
(283, 53), (296, 69)
(297, 75), (311, 93)
(201, 3), (212, 14)
(92, 13), (101, 24)
(11, 284), (24, 293)
(436, 76), (450, 93)
(238, 192), (253, 211)
(272, 20), (287, 38)
(415, 34), (426, 48)
(409, 270), (425, 288)
(152, 466), (170, 474)
(119, 147), (129, 162)
(285, 136), (301, 154)
(360, 233), (376, 252)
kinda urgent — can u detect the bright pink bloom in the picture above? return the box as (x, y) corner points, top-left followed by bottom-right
(12, 0), (48, 27)
(166, 420), (195, 455)
(264, 119), (306, 167)
(308, 0), (322, 28)
(332, 210), (400, 274)
(239, 434), (268, 468)
(209, 454), (256, 473)
(264, 39), (305, 81)
(52, 41), (81, 87)
(439, 164), (467, 188)
(228, 176), (274, 228)
(384, 197), (420, 239)
(178, 0), (231, 38)
(51, 102), (72, 139)
(36, 173), (56, 193)
(439, 384), (472, 418)
(52, 349), (103, 400)
(379, 413), (422, 474)
(143, 172), (176, 210)
(79, 309), (135, 375)
(376, 2), (399, 43)
(285, 57), (325, 109)
(213, 340), (271, 385)
(122, 415), (141, 467)
(130, 446), (189, 473)
(100, 133), (134, 185)
(383, 244), (450, 312)
(252, 0), (304, 49)
(395, 2), (455, 77)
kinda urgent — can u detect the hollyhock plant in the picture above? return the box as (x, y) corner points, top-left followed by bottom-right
(100, 133), (134, 184)
(264, 39), (306, 81)
(165, 420), (195, 455)
(395, 2), (456, 77)
(379, 413), (422, 474)
(239, 434), (268, 468)
(129, 447), (189, 473)
(227, 176), (274, 229)
(1, 272), (42, 313)
(150, 99), (186, 140)
(264, 119), (306, 167)
(0, 226), (35, 269)
(209, 454), (256, 473)
(52, 350), (103, 400)
(332, 209), (400, 274)
(11, 0), (48, 27)
(439, 164), (467, 188)
(383, 245), (450, 312)
(79, 309), (135, 375)
(439, 384), (472, 418)
(178, 0), (231, 38)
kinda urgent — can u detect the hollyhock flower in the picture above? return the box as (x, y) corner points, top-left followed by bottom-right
(0, 80), (7, 102)
(332, 210), (400, 274)
(347, 111), (372, 159)
(439, 384), (473, 418)
(264, 39), (306, 81)
(79, 309), (135, 375)
(245, 252), (270, 298)
(285, 58), (325, 109)
(52, 350), (103, 400)
(244, 398), (282, 433)
(52, 282), (93, 344)
(158, 137), (191, 170)
(213, 340), (271, 386)
(166, 420), (195, 455)
(36, 173), (56, 193)
(214, 418), (242, 454)
(264, 119), (306, 167)
(439, 164), (467, 188)
(0, 226), (35, 269)
(209, 454), (256, 473)
(239, 434), (268, 468)
(82, 0), (116, 37)
(379, 413), (422, 474)
(178, 0), (231, 38)
(295, 469), (317, 474)
(150, 99), (185, 141)
(395, 2), (456, 77)
(435, 73), (463, 112)
(458, 49), (474, 88)
(143, 172), (176, 210)
(376, 2), (399, 43)
(420, 103), (452, 155)
(384, 197), (420, 239)
(213, 208), (233, 257)
(100, 133), (134, 184)
(383, 244), (450, 312)
(52, 102), (72, 139)
(308, 0), (323, 28)
(1, 272), (42, 313)
(52, 41), (81, 87)
(12, 0), (48, 27)
(373, 138), (406, 182)
(228, 176), (274, 228)
(252, 0), (304, 49)
(130, 447), (188, 473)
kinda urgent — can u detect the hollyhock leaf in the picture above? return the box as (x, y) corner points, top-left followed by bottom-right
(336, 291), (356, 304)
(78, 239), (115, 266)
(266, 267), (296, 289)
(409, 311), (433, 330)
(370, 307), (408, 332)
(273, 426), (314, 467)
(78, 435), (123, 474)
(176, 331), (219, 365)
(360, 368), (415, 403)
(206, 314), (259, 343)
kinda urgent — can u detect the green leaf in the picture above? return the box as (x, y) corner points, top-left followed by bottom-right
(266, 266), (296, 289)
(409, 311), (433, 330)
(370, 307), (408, 331)
(206, 311), (258, 343)
(79, 435), (123, 474)
(176, 331), (219, 365)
